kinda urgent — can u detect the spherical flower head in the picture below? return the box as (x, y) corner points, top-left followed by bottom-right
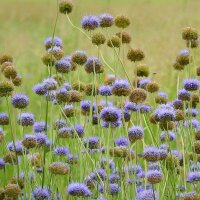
(186, 108), (198, 117)
(128, 126), (144, 143)
(154, 104), (175, 122)
(18, 112), (34, 126)
(44, 36), (62, 50)
(43, 78), (58, 91)
(59, 0), (73, 14)
(124, 101), (139, 112)
(0, 112), (9, 125)
(99, 13), (113, 28)
(107, 35), (121, 48)
(63, 82), (72, 91)
(5, 183), (21, 198)
(92, 32), (106, 46)
(109, 183), (120, 195)
(58, 127), (73, 138)
(115, 15), (130, 28)
(85, 136), (100, 149)
(187, 171), (200, 183)
(33, 83), (47, 96)
(84, 57), (103, 74)
(109, 173), (120, 183)
(11, 93), (29, 109)
(139, 104), (151, 113)
(33, 121), (47, 133)
(129, 88), (147, 104)
(116, 31), (132, 44)
(55, 59), (71, 73)
(112, 79), (131, 96)
(33, 186), (50, 200)
(67, 182), (92, 197)
(0, 80), (14, 97)
(49, 162), (70, 175)
(183, 78), (199, 91)
(143, 146), (160, 162)
(80, 100), (95, 113)
(67, 154), (78, 164)
(115, 137), (129, 147)
(182, 26), (198, 41)
(138, 189), (159, 200)
(146, 170), (163, 184)
(22, 134), (37, 149)
(47, 46), (64, 60)
(55, 87), (71, 104)
(54, 146), (69, 156)
(72, 124), (84, 138)
(139, 78), (151, 89)
(95, 168), (107, 181)
(176, 49), (190, 66)
(99, 85), (112, 96)
(81, 16), (100, 31)
(180, 192), (198, 200)
(35, 133), (47, 146)
(127, 48), (145, 62)
(100, 106), (121, 123)
(71, 50), (87, 65)
(0, 158), (5, 169)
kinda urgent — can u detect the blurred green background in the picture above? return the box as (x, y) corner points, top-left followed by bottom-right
(0, 0), (199, 96)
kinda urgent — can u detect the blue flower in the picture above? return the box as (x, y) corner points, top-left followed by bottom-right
(81, 16), (100, 30)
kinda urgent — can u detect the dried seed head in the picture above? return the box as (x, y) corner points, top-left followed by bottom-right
(194, 141), (200, 154)
(42, 53), (56, 66)
(136, 64), (149, 77)
(0, 54), (13, 65)
(166, 154), (179, 171)
(173, 61), (184, 71)
(129, 88), (147, 103)
(69, 90), (82, 102)
(92, 32), (106, 46)
(72, 81), (85, 92)
(186, 39), (199, 48)
(5, 184), (21, 198)
(71, 51), (87, 66)
(159, 121), (175, 131)
(12, 74), (22, 87)
(127, 48), (145, 62)
(3, 152), (18, 165)
(197, 66), (200, 76)
(182, 27), (198, 41)
(175, 110), (185, 121)
(146, 81), (159, 93)
(49, 162), (70, 175)
(85, 83), (99, 96)
(115, 15), (130, 28)
(0, 81), (14, 97)
(116, 31), (131, 44)
(107, 35), (121, 48)
(3, 65), (17, 79)
(59, 0), (73, 14)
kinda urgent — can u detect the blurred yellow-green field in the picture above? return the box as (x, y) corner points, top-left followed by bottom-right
(0, 0), (200, 95)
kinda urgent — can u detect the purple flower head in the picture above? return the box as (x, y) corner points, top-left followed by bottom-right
(0, 158), (5, 169)
(99, 85), (112, 96)
(47, 46), (62, 54)
(139, 78), (151, 88)
(124, 101), (139, 112)
(0, 112), (9, 125)
(112, 79), (130, 90)
(54, 146), (69, 156)
(81, 100), (95, 112)
(33, 121), (47, 133)
(12, 93), (29, 109)
(63, 82), (72, 91)
(139, 104), (151, 113)
(95, 168), (107, 181)
(102, 120), (122, 128)
(18, 112), (34, 126)
(33, 186), (51, 200)
(81, 15), (100, 30)
(74, 124), (84, 137)
(179, 49), (189, 55)
(123, 164), (143, 175)
(183, 78), (199, 91)
(35, 133), (47, 146)
(143, 146), (160, 162)
(84, 57), (102, 73)
(33, 83), (47, 96)
(154, 104), (175, 122)
(99, 13), (113, 28)
(187, 171), (200, 183)
(100, 106), (121, 123)
(172, 99), (183, 109)
(109, 173), (120, 183)
(137, 189), (159, 200)
(109, 183), (120, 195)
(184, 118), (200, 128)
(44, 36), (62, 49)
(178, 89), (190, 101)
(128, 126), (144, 141)
(43, 78), (58, 91)
(67, 182), (92, 197)
(55, 59), (71, 73)
(157, 91), (168, 98)
(146, 169), (163, 181)
(115, 137), (129, 147)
